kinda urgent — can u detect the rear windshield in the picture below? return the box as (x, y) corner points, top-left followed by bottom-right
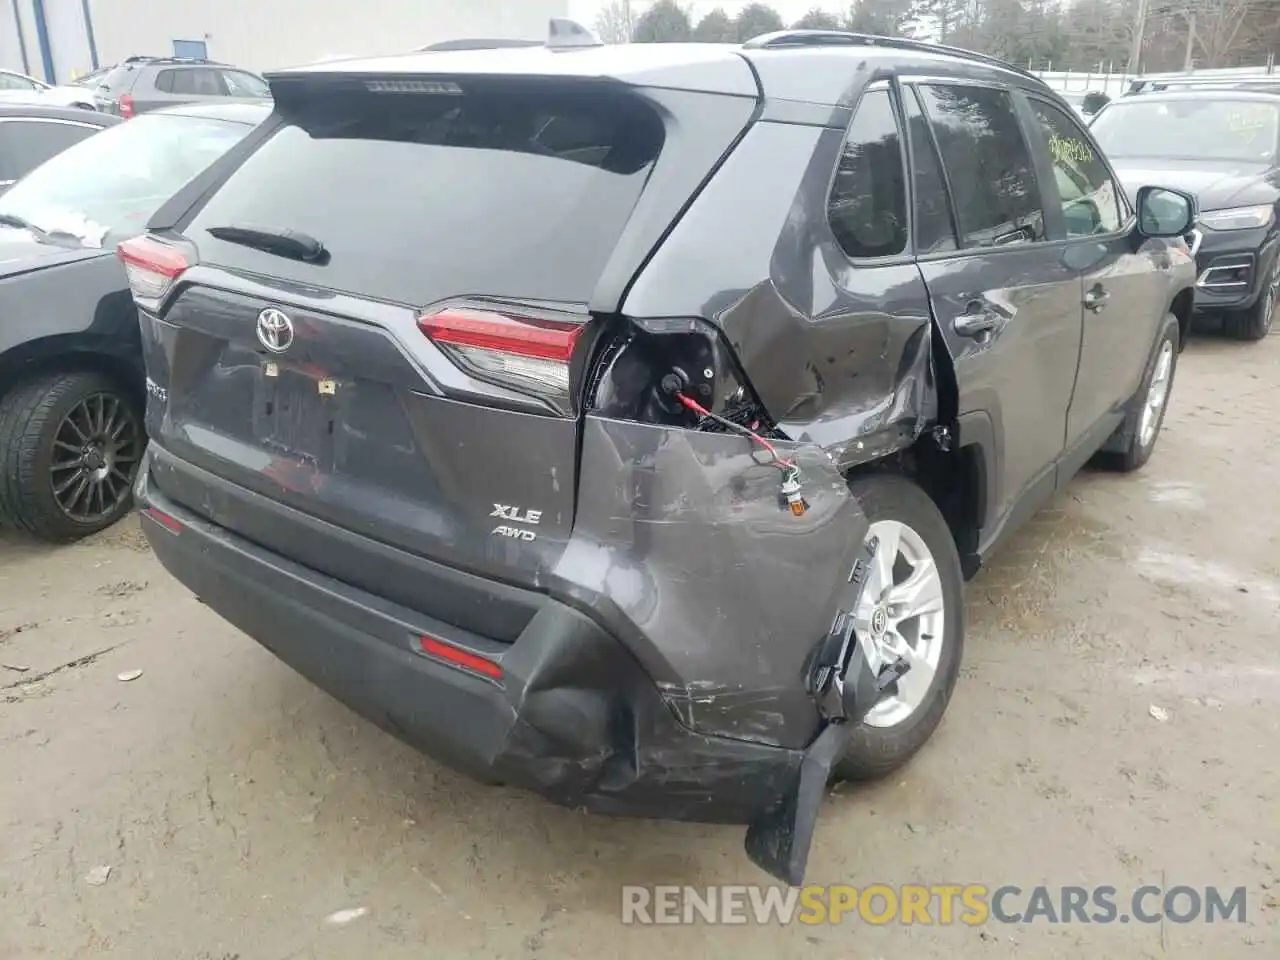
(186, 81), (666, 306)
(0, 113), (250, 247)
(1091, 98), (1280, 162)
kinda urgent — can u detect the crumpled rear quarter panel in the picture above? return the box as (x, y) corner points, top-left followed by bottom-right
(551, 415), (869, 750)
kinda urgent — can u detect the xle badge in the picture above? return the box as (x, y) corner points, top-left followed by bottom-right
(490, 503), (541, 542)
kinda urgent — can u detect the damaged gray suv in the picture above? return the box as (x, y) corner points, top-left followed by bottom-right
(119, 27), (1197, 884)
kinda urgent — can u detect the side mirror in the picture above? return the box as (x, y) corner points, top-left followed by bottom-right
(1136, 186), (1197, 238)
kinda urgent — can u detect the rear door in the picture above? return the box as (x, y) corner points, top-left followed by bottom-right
(907, 80), (1083, 541)
(142, 74), (737, 586)
(1019, 92), (1169, 458)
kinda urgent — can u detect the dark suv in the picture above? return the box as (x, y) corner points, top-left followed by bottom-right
(93, 56), (270, 119)
(1090, 89), (1280, 340)
(118, 29), (1196, 884)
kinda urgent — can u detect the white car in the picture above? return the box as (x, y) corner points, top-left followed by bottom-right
(0, 68), (97, 111)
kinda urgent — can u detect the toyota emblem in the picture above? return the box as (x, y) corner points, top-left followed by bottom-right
(256, 308), (294, 353)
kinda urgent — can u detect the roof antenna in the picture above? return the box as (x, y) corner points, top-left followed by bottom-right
(547, 17), (603, 49)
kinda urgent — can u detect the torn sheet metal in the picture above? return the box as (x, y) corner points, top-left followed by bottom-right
(549, 415), (870, 750)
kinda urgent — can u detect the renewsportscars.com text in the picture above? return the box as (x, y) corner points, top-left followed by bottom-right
(621, 884), (1248, 926)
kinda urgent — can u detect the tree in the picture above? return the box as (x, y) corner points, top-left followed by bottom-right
(792, 8), (842, 29)
(633, 0), (693, 42)
(845, 0), (912, 36)
(693, 8), (740, 41)
(906, 0), (970, 44)
(595, 0), (637, 43)
(735, 2), (786, 41)
(1172, 0), (1255, 68)
(1064, 0), (1139, 72)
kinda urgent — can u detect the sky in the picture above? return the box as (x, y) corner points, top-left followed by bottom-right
(568, 0), (851, 31)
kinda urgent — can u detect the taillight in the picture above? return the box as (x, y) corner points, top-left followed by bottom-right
(117, 235), (190, 312)
(417, 306), (586, 408)
(118, 94), (135, 118)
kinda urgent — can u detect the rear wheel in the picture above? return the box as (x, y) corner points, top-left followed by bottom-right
(0, 371), (144, 542)
(833, 474), (965, 782)
(1223, 256), (1278, 341)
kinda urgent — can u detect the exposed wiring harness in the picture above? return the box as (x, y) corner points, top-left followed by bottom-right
(674, 391), (794, 471)
(675, 391), (809, 516)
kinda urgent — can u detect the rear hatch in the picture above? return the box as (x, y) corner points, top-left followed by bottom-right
(130, 64), (758, 607)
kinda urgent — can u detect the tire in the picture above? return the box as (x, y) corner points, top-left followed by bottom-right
(1222, 256), (1278, 341)
(832, 474), (966, 782)
(1094, 313), (1179, 473)
(0, 370), (144, 543)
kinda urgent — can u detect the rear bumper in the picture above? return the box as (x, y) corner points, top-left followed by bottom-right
(136, 465), (802, 823)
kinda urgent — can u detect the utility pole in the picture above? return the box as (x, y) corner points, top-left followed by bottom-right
(1127, 0), (1149, 75)
(1183, 9), (1197, 71)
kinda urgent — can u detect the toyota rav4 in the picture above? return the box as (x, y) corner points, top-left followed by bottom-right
(118, 28), (1197, 884)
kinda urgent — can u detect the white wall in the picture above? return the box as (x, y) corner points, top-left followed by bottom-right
(0, 2), (31, 77)
(45, 0), (92, 80)
(85, 0), (570, 72)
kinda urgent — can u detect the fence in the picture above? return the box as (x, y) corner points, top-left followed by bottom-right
(1035, 62), (1278, 99)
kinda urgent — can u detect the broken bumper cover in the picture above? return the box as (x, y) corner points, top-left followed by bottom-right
(136, 474), (803, 825)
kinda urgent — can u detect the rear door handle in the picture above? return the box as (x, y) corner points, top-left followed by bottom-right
(953, 302), (1000, 338)
(1084, 286), (1110, 312)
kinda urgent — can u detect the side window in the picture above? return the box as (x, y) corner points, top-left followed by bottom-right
(219, 70), (270, 98)
(827, 88), (908, 259)
(166, 69), (196, 94)
(155, 69), (175, 93)
(191, 69), (224, 96)
(917, 83), (1045, 247)
(903, 87), (958, 253)
(166, 69), (221, 96)
(0, 121), (98, 182)
(0, 73), (32, 91)
(1029, 97), (1124, 237)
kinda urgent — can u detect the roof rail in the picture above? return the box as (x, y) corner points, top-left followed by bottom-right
(420, 37), (542, 51)
(742, 29), (1038, 81)
(121, 54), (224, 66)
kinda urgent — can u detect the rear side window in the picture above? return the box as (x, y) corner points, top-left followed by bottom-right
(0, 120), (98, 182)
(827, 88), (907, 259)
(917, 83), (1045, 247)
(98, 65), (142, 96)
(902, 87), (958, 253)
(154, 70), (175, 93)
(187, 82), (665, 306)
(219, 70), (269, 98)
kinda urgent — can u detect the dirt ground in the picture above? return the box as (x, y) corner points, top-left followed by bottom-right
(1, 331), (1278, 960)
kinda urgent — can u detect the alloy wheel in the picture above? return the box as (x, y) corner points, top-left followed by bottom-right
(855, 519), (947, 729)
(49, 392), (143, 524)
(1138, 340), (1174, 449)
(1261, 259), (1279, 335)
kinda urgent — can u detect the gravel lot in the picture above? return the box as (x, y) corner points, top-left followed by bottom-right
(2, 331), (1278, 959)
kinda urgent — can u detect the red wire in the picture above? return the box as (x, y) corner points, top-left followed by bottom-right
(675, 392), (795, 471)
